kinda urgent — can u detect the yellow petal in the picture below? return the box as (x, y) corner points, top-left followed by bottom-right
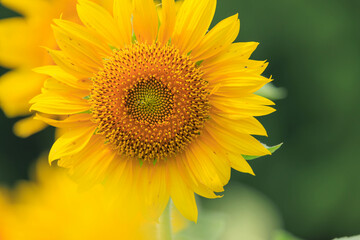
(42, 79), (89, 100)
(184, 143), (225, 192)
(30, 92), (90, 115)
(202, 128), (254, 175)
(34, 113), (91, 128)
(105, 157), (136, 200)
(195, 140), (231, 187)
(227, 153), (254, 175)
(0, 69), (44, 117)
(77, 0), (122, 47)
(168, 160), (198, 222)
(210, 94), (275, 117)
(13, 116), (47, 138)
(206, 120), (270, 156)
(172, 0), (216, 54)
(191, 14), (239, 62)
(46, 48), (93, 78)
(34, 65), (91, 90)
(49, 125), (95, 163)
(97, 0), (114, 12)
(64, 135), (117, 187)
(203, 42), (260, 69)
(53, 19), (112, 58)
(157, 0), (176, 44)
(212, 114), (267, 136)
(138, 162), (170, 218)
(52, 24), (103, 71)
(175, 155), (219, 199)
(205, 60), (268, 80)
(113, 0), (132, 45)
(0, 18), (32, 68)
(132, 0), (158, 43)
(171, 205), (189, 234)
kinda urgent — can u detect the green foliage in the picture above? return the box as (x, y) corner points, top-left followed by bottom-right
(272, 230), (303, 240)
(256, 83), (287, 100)
(175, 212), (226, 240)
(333, 236), (360, 240)
(243, 143), (283, 160)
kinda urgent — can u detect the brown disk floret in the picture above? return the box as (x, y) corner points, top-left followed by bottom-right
(90, 43), (209, 162)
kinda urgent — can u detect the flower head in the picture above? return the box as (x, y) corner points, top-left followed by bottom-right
(0, 157), (188, 240)
(31, 0), (275, 221)
(0, 0), (113, 137)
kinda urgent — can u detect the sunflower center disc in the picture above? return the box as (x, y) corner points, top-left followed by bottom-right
(90, 43), (209, 162)
(125, 78), (174, 124)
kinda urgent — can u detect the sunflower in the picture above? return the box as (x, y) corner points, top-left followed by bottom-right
(0, 0), (113, 137)
(0, 188), (13, 240)
(31, 0), (275, 221)
(0, 157), (189, 240)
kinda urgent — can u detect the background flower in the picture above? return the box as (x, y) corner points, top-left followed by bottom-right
(0, 0), (113, 138)
(0, 156), (190, 240)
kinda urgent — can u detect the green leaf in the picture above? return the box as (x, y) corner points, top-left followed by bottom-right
(243, 143), (283, 160)
(272, 230), (303, 240)
(255, 82), (287, 100)
(333, 236), (360, 240)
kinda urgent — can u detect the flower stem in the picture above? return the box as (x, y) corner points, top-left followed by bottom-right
(159, 201), (172, 240)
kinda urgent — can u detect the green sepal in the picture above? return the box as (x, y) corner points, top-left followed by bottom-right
(139, 158), (144, 167)
(76, 110), (92, 114)
(195, 60), (203, 67)
(243, 143), (283, 160)
(109, 45), (119, 51)
(132, 32), (137, 44)
(83, 95), (90, 100)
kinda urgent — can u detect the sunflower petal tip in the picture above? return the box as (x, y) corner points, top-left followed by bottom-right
(48, 155), (55, 165)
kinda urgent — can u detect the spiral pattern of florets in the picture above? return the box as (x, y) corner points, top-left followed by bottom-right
(90, 43), (209, 162)
(125, 78), (174, 124)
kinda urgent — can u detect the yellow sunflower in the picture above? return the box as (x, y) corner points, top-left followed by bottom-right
(0, 0), (113, 137)
(0, 188), (13, 240)
(31, 0), (275, 221)
(0, 157), (188, 240)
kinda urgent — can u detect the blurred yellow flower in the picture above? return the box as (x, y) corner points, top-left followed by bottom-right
(0, 0), (113, 137)
(31, 0), (275, 222)
(0, 157), (188, 240)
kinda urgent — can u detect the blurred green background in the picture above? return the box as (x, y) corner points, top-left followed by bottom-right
(1, 1), (359, 239)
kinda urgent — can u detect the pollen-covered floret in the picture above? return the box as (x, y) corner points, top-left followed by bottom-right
(90, 43), (210, 162)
